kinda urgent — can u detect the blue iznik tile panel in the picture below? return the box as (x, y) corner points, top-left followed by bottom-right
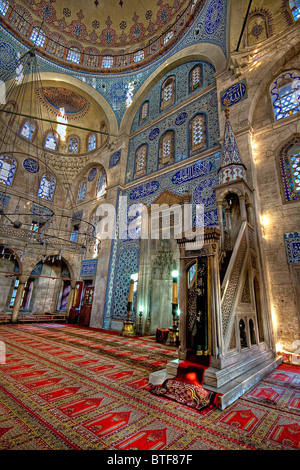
(0, 0), (227, 127)
(126, 87), (219, 183)
(284, 232), (300, 264)
(130, 61), (216, 133)
(103, 151), (220, 326)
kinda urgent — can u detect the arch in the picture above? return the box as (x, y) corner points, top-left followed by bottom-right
(120, 43), (226, 134)
(247, 41), (300, 127)
(13, 72), (118, 137)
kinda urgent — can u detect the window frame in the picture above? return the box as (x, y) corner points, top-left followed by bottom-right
(38, 173), (56, 201)
(158, 130), (175, 169)
(160, 76), (175, 111)
(0, 154), (17, 186)
(278, 136), (300, 204)
(134, 144), (148, 178)
(189, 113), (207, 155)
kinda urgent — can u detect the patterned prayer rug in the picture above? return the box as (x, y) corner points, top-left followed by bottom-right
(0, 323), (299, 450)
(149, 379), (220, 414)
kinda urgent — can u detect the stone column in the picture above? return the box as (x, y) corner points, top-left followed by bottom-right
(217, 202), (224, 250)
(178, 243), (187, 360)
(239, 195), (247, 222)
(11, 275), (28, 323)
(66, 280), (76, 316)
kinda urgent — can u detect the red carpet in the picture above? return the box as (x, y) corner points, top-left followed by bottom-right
(0, 323), (299, 450)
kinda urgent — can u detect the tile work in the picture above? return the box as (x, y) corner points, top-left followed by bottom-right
(126, 86), (219, 183)
(103, 151), (220, 324)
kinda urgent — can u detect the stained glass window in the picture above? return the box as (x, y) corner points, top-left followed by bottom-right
(102, 56), (114, 68)
(0, 155), (16, 186)
(0, 0), (8, 16)
(190, 114), (207, 153)
(96, 169), (107, 198)
(67, 47), (80, 64)
(135, 145), (147, 177)
(161, 77), (175, 110)
(270, 71), (300, 120)
(159, 131), (175, 168)
(20, 121), (36, 140)
(139, 101), (149, 124)
(289, 0), (300, 20)
(88, 134), (96, 151)
(30, 28), (45, 47)
(280, 141), (300, 203)
(133, 50), (144, 63)
(77, 179), (87, 202)
(68, 137), (79, 153)
(190, 65), (202, 92)
(45, 132), (58, 151)
(38, 174), (55, 200)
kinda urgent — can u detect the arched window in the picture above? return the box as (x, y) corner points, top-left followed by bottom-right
(161, 76), (175, 110)
(163, 30), (174, 44)
(133, 50), (144, 63)
(189, 65), (202, 92)
(0, 0), (9, 16)
(68, 136), (79, 153)
(190, 114), (207, 154)
(30, 27), (45, 47)
(0, 155), (16, 186)
(20, 120), (36, 140)
(270, 71), (300, 121)
(44, 132), (58, 151)
(96, 168), (107, 198)
(77, 179), (87, 202)
(102, 56), (114, 68)
(139, 101), (149, 124)
(279, 137), (300, 203)
(67, 47), (80, 64)
(289, 0), (300, 21)
(38, 174), (55, 200)
(135, 144), (147, 178)
(159, 131), (175, 168)
(87, 134), (96, 151)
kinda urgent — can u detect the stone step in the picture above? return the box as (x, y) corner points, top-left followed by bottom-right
(149, 356), (282, 409)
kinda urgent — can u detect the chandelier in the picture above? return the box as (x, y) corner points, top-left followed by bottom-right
(0, 47), (101, 267)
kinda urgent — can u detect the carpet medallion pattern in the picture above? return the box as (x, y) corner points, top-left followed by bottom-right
(0, 323), (299, 450)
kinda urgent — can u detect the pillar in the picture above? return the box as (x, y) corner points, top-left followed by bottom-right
(66, 280), (76, 317)
(239, 195), (247, 222)
(217, 202), (224, 250)
(11, 275), (28, 323)
(178, 243), (187, 360)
